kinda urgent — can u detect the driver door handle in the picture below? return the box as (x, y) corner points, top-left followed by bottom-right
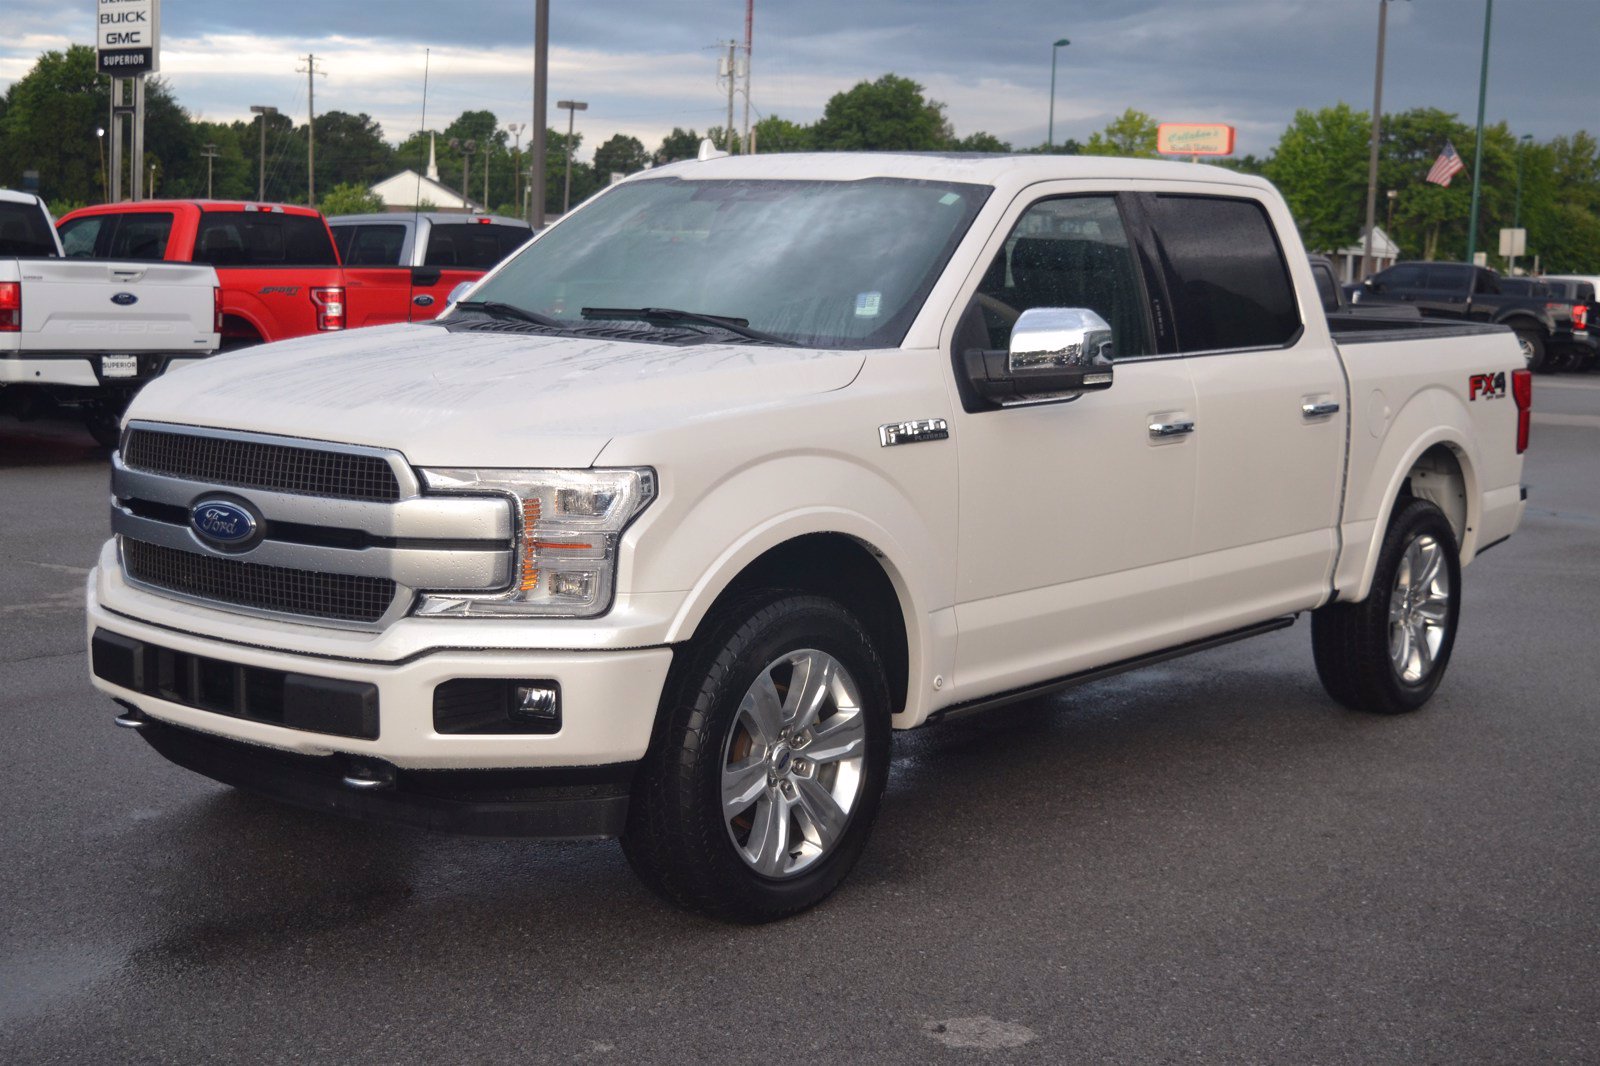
(1301, 401), (1341, 418)
(1148, 420), (1195, 438)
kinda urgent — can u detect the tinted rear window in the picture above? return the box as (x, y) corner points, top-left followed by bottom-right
(107, 213), (174, 260)
(1147, 195), (1300, 352)
(0, 201), (58, 256)
(335, 223), (407, 266)
(1423, 264), (1472, 290)
(194, 212), (337, 267)
(425, 223), (529, 269)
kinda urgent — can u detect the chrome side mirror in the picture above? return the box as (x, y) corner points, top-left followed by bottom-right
(962, 306), (1115, 406)
(445, 281), (476, 306)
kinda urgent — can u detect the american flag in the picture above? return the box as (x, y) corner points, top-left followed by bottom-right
(1426, 142), (1466, 186)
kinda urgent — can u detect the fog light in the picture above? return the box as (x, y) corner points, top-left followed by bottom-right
(514, 683), (560, 721)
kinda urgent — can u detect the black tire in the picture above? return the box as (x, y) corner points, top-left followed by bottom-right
(622, 592), (891, 923)
(1311, 498), (1462, 714)
(83, 402), (124, 450)
(1514, 328), (1547, 372)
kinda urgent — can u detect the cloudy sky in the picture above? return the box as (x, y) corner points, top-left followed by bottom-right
(4, 1), (1595, 162)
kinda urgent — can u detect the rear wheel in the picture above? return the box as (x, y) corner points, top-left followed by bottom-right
(1514, 328), (1547, 372)
(622, 592), (891, 922)
(83, 401), (124, 449)
(1312, 498), (1461, 714)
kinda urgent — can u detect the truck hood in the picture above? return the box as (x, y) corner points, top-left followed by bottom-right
(127, 323), (866, 467)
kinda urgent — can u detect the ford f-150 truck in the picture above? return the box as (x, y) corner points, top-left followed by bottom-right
(328, 212), (531, 327)
(57, 200), (345, 350)
(87, 155), (1528, 922)
(1, 190), (219, 445)
(1353, 259), (1592, 372)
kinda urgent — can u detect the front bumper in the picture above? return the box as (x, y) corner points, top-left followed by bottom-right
(87, 569), (675, 773)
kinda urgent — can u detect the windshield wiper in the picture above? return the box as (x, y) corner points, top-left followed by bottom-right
(580, 306), (798, 346)
(453, 300), (567, 329)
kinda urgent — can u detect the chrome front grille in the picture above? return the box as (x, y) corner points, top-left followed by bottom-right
(123, 539), (398, 624)
(112, 422), (514, 630)
(123, 426), (403, 501)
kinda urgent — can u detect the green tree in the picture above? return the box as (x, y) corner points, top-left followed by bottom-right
(593, 134), (649, 179)
(810, 74), (951, 151)
(750, 115), (812, 153)
(1263, 103), (1371, 252)
(951, 131), (1011, 152)
(313, 111), (394, 192)
(1081, 109), (1159, 158)
(318, 181), (385, 216)
(655, 127), (702, 165)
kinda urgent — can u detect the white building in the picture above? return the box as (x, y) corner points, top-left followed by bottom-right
(369, 134), (480, 214)
(1333, 226), (1401, 283)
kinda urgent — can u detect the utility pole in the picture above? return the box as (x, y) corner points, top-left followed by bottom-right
(506, 123), (526, 218)
(201, 143), (219, 198)
(297, 53), (326, 206)
(741, 0), (753, 153)
(1465, 0), (1493, 264)
(724, 40), (737, 151)
(450, 138), (476, 208)
(483, 140), (491, 211)
(250, 105), (276, 201)
(532, 0), (549, 227)
(557, 100), (587, 214)
(1361, 0), (1396, 280)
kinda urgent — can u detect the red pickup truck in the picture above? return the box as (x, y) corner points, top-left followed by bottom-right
(58, 201), (346, 349)
(328, 212), (531, 326)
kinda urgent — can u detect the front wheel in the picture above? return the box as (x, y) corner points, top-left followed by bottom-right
(1311, 498), (1462, 714)
(622, 593), (891, 922)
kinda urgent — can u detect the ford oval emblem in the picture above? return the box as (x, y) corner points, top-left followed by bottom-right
(190, 499), (260, 548)
(111, 292), (138, 306)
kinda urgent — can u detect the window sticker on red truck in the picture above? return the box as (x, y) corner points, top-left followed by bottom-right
(1470, 372), (1507, 400)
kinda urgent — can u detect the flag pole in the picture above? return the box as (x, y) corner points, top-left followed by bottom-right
(1465, 0), (1492, 263)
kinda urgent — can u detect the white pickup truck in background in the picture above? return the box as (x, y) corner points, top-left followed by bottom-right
(88, 155), (1527, 921)
(1, 190), (219, 446)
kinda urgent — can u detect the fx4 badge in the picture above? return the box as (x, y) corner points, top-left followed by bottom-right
(1469, 372), (1507, 400)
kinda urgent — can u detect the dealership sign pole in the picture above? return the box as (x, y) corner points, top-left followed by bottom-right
(97, 0), (160, 202)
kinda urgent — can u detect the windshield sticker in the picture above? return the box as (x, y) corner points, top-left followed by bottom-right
(938, 192), (961, 206)
(855, 292), (882, 318)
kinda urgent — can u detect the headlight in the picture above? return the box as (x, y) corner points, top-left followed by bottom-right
(414, 467), (656, 618)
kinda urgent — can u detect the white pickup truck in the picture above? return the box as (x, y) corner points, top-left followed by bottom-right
(1, 190), (219, 445)
(87, 155), (1528, 921)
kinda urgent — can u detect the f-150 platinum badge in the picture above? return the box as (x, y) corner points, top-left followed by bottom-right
(879, 418), (950, 447)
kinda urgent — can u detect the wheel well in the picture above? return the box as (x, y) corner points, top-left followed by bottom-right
(704, 533), (910, 714)
(1403, 444), (1469, 546)
(220, 314), (264, 351)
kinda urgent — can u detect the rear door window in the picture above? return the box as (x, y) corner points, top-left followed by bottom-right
(1145, 195), (1301, 352)
(0, 200), (59, 256)
(106, 212), (174, 260)
(1423, 264), (1472, 291)
(335, 224), (407, 266)
(1379, 264), (1424, 290)
(194, 212), (338, 266)
(426, 223), (528, 269)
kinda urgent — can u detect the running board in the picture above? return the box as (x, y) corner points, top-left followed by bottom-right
(927, 615), (1298, 724)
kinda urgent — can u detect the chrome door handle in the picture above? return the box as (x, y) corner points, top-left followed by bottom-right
(1148, 420), (1195, 438)
(1301, 401), (1341, 418)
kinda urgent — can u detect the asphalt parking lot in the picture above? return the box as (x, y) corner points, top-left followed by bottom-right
(1, 382), (1596, 1063)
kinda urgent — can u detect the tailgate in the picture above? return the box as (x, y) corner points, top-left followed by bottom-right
(15, 260), (219, 354)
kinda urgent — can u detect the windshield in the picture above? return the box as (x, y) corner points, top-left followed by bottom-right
(466, 176), (990, 347)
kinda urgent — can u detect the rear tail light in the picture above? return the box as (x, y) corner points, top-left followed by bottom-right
(1574, 303), (1589, 331)
(0, 282), (18, 332)
(213, 286), (223, 334)
(1512, 368), (1532, 454)
(311, 286), (346, 331)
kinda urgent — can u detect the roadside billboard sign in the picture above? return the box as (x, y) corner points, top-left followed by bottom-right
(97, 0), (161, 76)
(1157, 123), (1236, 157)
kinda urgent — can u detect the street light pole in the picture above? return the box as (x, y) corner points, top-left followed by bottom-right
(1465, 0), (1494, 264)
(532, 0), (549, 227)
(1047, 38), (1070, 150)
(506, 123), (526, 217)
(96, 127), (108, 203)
(1510, 132), (1533, 274)
(249, 105), (276, 201)
(556, 99), (587, 215)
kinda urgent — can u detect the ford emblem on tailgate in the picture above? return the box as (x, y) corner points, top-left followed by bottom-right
(189, 499), (260, 548)
(111, 292), (138, 306)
